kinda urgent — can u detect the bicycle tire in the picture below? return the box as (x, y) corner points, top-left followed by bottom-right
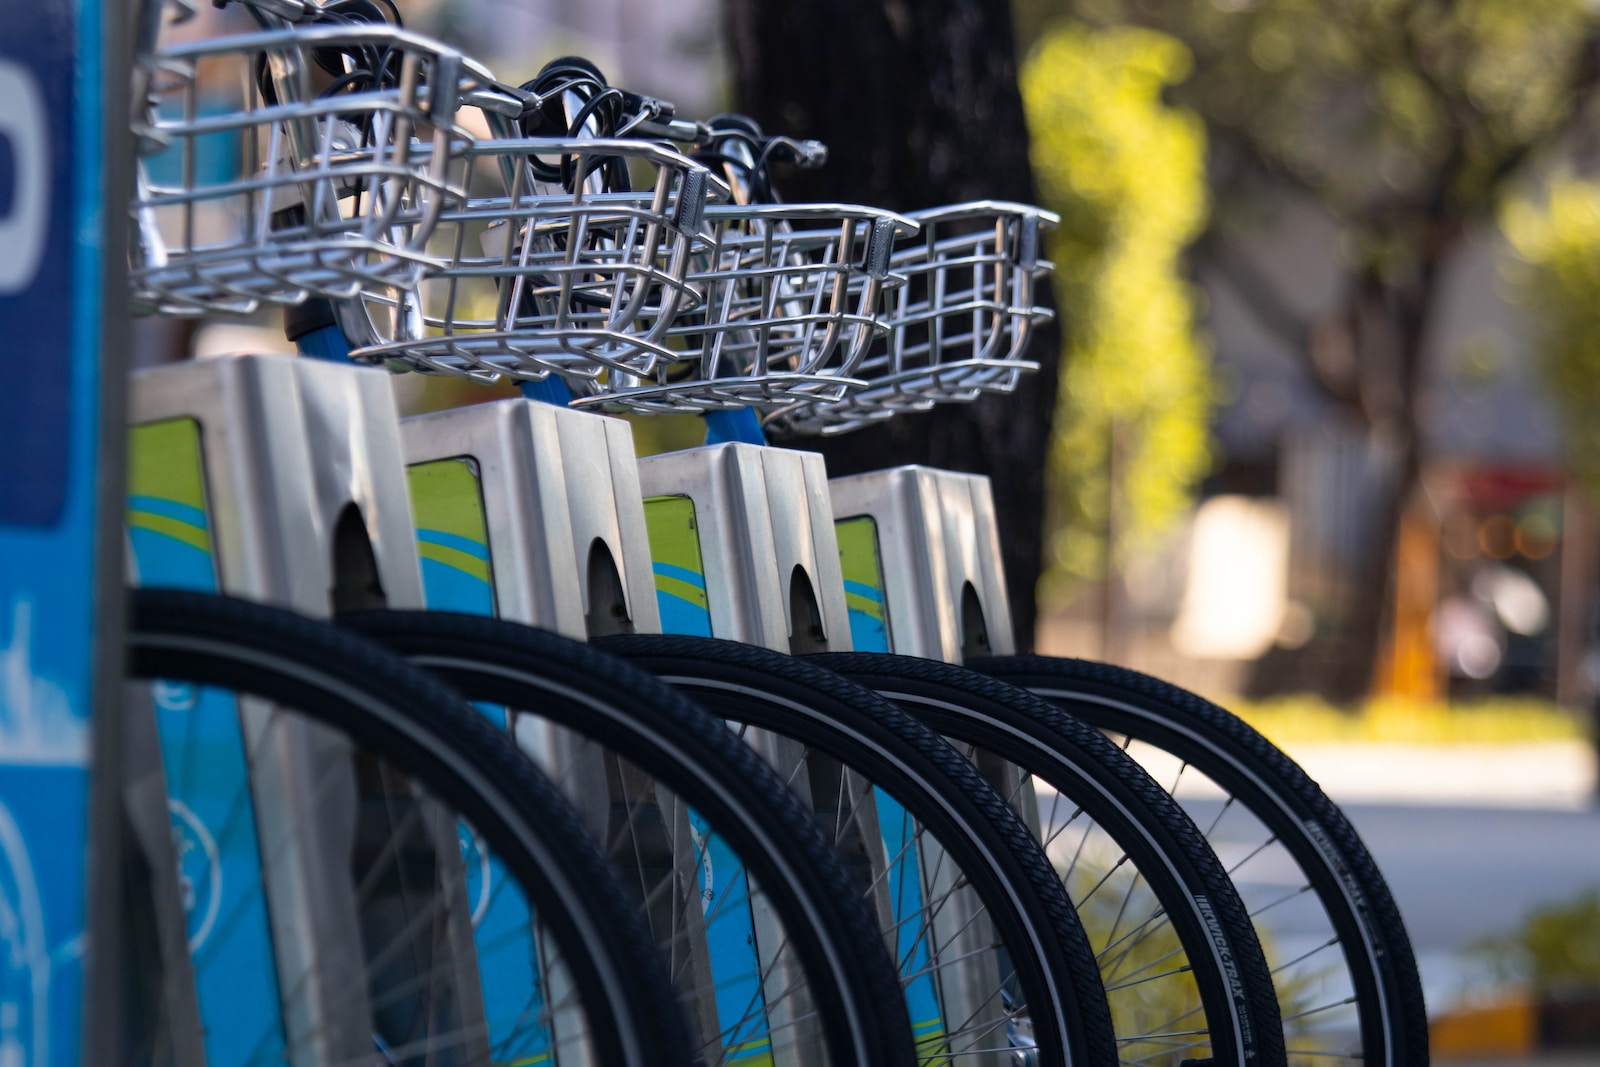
(973, 654), (1428, 1067)
(812, 652), (1288, 1067)
(126, 587), (692, 1067)
(595, 633), (1120, 1067)
(338, 608), (918, 1067)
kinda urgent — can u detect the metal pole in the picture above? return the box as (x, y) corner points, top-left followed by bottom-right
(85, 0), (132, 1057)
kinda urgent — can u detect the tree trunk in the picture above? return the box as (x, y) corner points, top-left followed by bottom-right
(1335, 260), (1441, 702)
(726, 0), (1059, 649)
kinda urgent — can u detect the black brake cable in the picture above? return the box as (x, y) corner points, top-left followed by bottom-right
(518, 58), (633, 194)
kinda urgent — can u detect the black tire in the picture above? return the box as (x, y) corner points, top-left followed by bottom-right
(974, 654), (1428, 1067)
(126, 588), (692, 1067)
(596, 633), (1120, 1067)
(812, 652), (1288, 1067)
(338, 609), (918, 1067)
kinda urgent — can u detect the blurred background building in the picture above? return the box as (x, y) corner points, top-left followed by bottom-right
(1054, 190), (1590, 711)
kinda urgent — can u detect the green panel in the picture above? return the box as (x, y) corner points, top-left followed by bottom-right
(835, 515), (891, 653)
(129, 417), (209, 512)
(409, 457), (492, 544)
(407, 457), (497, 617)
(128, 418), (213, 560)
(644, 495), (706, 581)
(644, 495), (713, 636)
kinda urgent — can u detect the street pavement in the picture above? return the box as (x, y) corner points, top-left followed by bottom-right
(1181, 743), (1600, 1017)
(1329, 801), (1599, 1012)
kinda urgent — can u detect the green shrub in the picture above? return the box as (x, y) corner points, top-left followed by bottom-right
(1227, 694), (1588, 747)
(1474, 890), (1600, 994)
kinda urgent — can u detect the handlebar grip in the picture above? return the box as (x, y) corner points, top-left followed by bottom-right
(791, 139), (828, 168)
(465, 84), (531, 118)
(764, 137), (828, 169)
(632, 117), (711, 145)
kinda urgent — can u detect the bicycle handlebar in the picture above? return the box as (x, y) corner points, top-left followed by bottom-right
(762, 135), (828, 169)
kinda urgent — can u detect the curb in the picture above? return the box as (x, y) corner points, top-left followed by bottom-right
(1432, 992), (1600, 1058)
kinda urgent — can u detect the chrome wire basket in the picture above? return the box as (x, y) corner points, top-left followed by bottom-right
(344, 137), (722, 381)
(766, 201), (1057, 436)
(567, 203), (921, 414)
(131, 22), (499, 316)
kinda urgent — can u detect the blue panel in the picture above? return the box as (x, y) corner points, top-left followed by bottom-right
(419, 558), (497, 617)
(0, 7), (75, 525)
(129, 471), (288, 1064)
(519, 377), (575, 406)
(0, 0), (106, 1058)
(414, 519), (553, 1060)
(847, 609), (891, 654)
(459, 830), (550, 1065)
(295, 323), (353, 362)
(875, 791), (948, 1048)
(657, 593), (715, 637)
(156, 684), (287, 1064)
(688, 811), (773, 1063)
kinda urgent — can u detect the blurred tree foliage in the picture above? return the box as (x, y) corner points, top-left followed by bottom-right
(1018, 0), (1600, 698)
(1020, 25), (1212, 597)
(1502, 180), (1600, 495)
(1474, 889), (1600, 993)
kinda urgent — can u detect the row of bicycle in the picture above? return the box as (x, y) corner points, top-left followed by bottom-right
(120, 0), (1427, 1064)
(134, 0), (1055, 429)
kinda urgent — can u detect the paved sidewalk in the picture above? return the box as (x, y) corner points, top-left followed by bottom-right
(1225, 740), (1596, 809)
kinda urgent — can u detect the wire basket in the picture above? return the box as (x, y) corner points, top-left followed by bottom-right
(765, 201), (1057, 435)
(344, 137), (722, 381)
(131, 23), (499, 316)
(567, 203), (921, 414)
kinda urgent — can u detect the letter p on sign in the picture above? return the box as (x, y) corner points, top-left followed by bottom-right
(0, 59), (49, 296)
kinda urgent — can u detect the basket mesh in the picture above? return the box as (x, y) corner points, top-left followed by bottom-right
(765, 201), (1057, 436)
(568, 203), (919, 413)
(131, 24), (493, 316)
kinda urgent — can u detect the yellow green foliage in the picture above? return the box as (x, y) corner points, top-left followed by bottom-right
(1020, 24), (1213, 596)
(1501, 179), (1600, 495)
(1066, 853), (1328, 1062)
(1230, 693), (1587, 747)
(1474, 890), (1600, 993)
(1035, 0), (1600, 275)
(1064, 858), (1205, 1063)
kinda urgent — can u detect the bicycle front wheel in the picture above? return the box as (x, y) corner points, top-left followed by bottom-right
(974, 654), (1428, 1067)
(341, 608), (919, 1067)
(597, 633), (1120, 1067)
(126, 587), (692, 1067)
(812, 651), (1287, 1067)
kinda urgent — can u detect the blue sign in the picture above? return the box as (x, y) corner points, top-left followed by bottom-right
(0, 0), (110, 1061)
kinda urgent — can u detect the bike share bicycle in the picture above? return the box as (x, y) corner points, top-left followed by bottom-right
(124, 3), (1098, 1063)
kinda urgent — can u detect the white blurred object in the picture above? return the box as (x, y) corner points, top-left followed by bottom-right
(1170, 495), (1289, 660)
(1472, 564), (1549, 636)
(193, 323), (296, 358)
(1434, 595), (1503, 679)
